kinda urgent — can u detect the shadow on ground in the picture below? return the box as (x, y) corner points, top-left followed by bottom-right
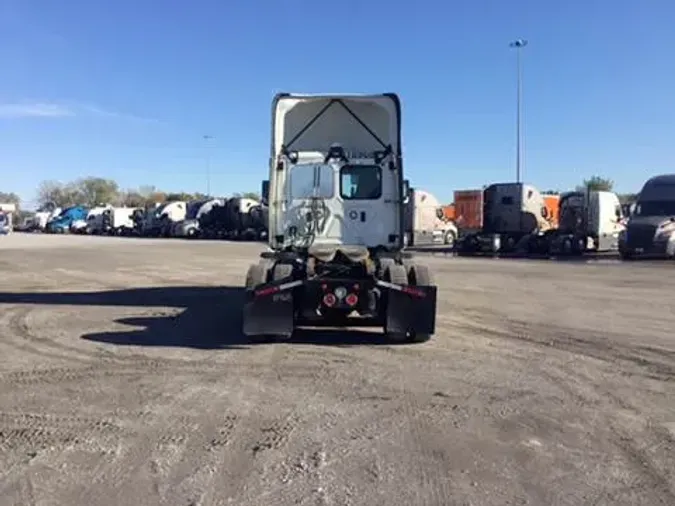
(0, 286), (389, 349)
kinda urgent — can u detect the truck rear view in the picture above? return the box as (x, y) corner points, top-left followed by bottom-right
(242, 93), (438, 342)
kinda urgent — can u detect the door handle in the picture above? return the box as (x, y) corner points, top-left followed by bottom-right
(360, 211), (366, 222)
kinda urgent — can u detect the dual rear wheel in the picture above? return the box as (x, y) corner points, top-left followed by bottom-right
(380, 260), (433, 343)
(244, 259), (433, 344)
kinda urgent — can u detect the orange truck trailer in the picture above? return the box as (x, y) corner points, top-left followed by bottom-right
(543, 194), (561, 229)
(453, 189), (484, 233)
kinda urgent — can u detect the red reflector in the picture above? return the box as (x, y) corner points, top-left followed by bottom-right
(321, 283), (328, 291)
(255, 286), (280, 297)
(322, 293), (337, 307)
(402, 286), (426, 298)
(353, 283), (360, 291)
(345, 293), (358, 306)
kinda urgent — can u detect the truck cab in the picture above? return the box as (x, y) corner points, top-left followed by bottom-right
(619, 174), (675, 259)
(403, 189), (458, 247)
(46, 206), (88, 233)
(549, 190), (624, 255)
(459, 182), (550, 254)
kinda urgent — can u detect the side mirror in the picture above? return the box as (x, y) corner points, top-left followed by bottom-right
(261, 180), (270, 203)
(402, 179), (411, 203)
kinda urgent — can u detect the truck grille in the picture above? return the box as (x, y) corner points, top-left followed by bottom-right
(627, 225), (656, 248)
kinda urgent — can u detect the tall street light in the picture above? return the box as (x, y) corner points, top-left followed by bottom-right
(509, 39), (528, 183)
(203, 135), (214, 196)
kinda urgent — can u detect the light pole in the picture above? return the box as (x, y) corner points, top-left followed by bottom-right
(509, 39), (527, 183)
(203, 135), (214, 196)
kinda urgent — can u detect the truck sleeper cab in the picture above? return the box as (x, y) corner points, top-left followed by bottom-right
(242, 93), (438, 342)
(458, 182), (551, 254)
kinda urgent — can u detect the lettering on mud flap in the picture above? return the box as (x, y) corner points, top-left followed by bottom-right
(273, 292), (292, 303)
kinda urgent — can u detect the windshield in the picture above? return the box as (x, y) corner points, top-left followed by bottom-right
(340, 165), (382, 200)
(186, 201), (207, 219)
(634, 200), (675, 217)
(288, 163), (334, 199)
(154, 203), (169, 216)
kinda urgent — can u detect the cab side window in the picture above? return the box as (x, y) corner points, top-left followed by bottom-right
(340, 165), (383, 200)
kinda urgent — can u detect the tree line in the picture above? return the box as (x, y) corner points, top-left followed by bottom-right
(0, 174), (640, 214)
(2, 177), (260, 211)
(543, 176), (638, 204)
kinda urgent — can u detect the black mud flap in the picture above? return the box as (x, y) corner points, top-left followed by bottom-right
(384, 285), (437, 335)
(242, 288), (295, 338)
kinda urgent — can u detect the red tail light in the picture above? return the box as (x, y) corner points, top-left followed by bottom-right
(345, 293), (358, 306)
(322, 293), (337, 307)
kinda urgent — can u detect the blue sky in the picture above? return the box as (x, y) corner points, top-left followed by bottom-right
(1, 0), (674, 206)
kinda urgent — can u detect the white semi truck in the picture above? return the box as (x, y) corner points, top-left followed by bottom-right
(545, 190), (625, 255)
(403, 189), (458, 247)
(243, 93), (438, 342)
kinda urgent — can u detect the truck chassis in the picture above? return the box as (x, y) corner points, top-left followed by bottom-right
(243, 251), (437, 343)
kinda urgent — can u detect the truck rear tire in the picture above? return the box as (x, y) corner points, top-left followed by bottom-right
(378, 258), (397, 279)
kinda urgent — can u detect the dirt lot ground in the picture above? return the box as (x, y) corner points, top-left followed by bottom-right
(0, 234), (673, 506)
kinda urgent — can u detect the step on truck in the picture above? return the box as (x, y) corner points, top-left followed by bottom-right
(242, 93), (438, 342)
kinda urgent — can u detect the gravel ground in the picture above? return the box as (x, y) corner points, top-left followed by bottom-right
(0, 233), (673, 506)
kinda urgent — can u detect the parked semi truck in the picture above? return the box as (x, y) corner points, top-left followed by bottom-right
(0, 203), (16, 234)
(457, 182), (556, 254)
(143, 201), (187, 237)
(243, 93), (437, 342)
(101, 207), (140, 235)
(403, 189), (458, 247)
(45, 206), (88, 233)
(23, 202), (61, 232)
(545, 190), (625, 255)
(619, 174), (675, 259)
(172, 198), (223, 238)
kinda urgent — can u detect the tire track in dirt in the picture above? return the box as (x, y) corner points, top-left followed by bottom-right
(0, 269), (210, 368)
(70, 344), (340, 506)
(258, 353), (451, 505)
(395, 366), (455, 506)
(473, 316), (675, 504)
(198, 346), (353, 506)
(0, 411), (131, 453)
(452, 316), (675, 382)
(2, 306), (98, 365)
(542, 359), (675, 504)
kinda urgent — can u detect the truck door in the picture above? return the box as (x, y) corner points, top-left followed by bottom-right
(338, 163), (397, 246)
